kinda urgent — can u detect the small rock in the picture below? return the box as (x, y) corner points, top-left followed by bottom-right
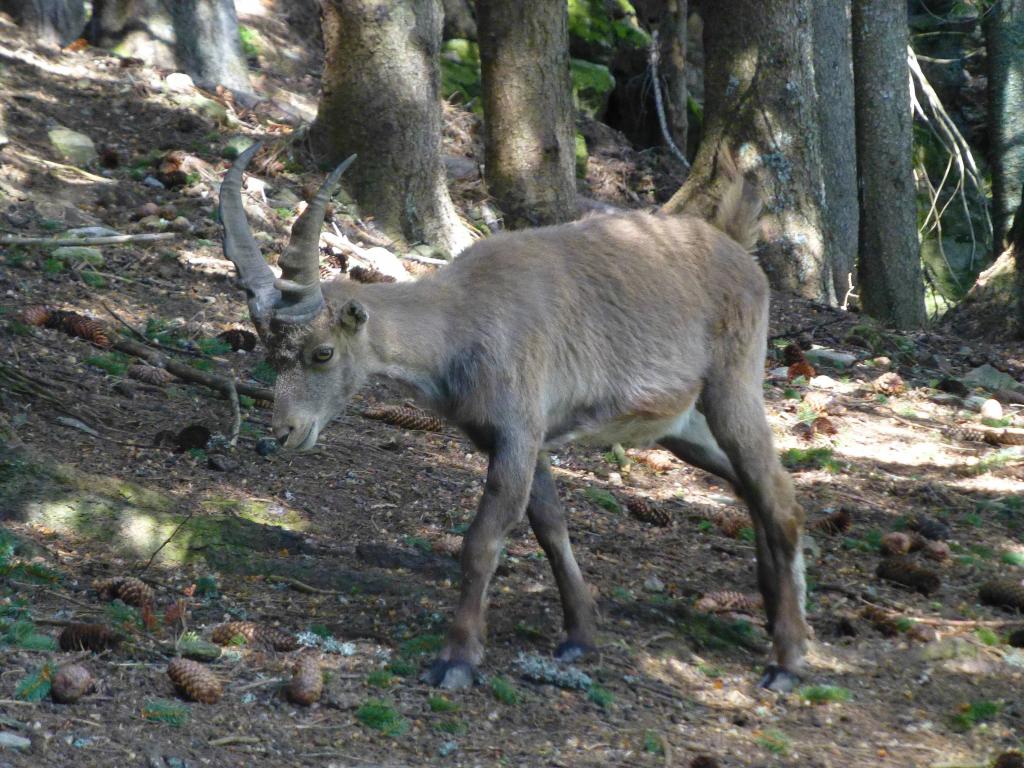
(643, 575), (665, 593)
(916, 637), (977, 662)
(48, 127), (98, 166)
(438, 740), (459, 757)
(142, 176), (166, 189)
(135, 202), (160, 220)
(0, 732), (31, 750)
(808, 375), (842, 390)
(207, 454), (237, 472)
(137, 215), (164, 229)
(170, 216), (192, 233)
(980, 399), (1004, 421)
(267, 188), (301, 208)
(255, 437), (278, 456)
(164, 72), (195, 93)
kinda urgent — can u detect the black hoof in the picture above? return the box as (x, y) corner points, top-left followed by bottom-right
(758, 664), (800, 693)
(554, 640), (595, 663)
(421, 659), (476, 690)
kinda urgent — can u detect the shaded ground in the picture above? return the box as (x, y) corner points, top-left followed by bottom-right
(1, 12), (1024, 768)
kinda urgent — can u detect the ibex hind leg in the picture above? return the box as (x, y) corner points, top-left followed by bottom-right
(701, 377), (809, 692)
(525, 455), (597, 662)
(657, 406), (739, 488)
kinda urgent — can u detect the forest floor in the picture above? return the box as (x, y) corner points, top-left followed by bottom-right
(1, 11), (1024, 768)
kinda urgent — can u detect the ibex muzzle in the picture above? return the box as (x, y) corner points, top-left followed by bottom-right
(220, 145), (811, 692)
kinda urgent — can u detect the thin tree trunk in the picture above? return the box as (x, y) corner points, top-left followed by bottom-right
(311, 0), (471, 257)
(0, 0), (84, 46)
(812, 0), (858, 304)
(984, 0), (1024, 252)
(87, 0), (250, 94)
(441, 0), (475, 39)
(661, 0), (832, 302)
(658, 0), (688, 154)
(476, 0), (576, 228)
(852, 0), (926, 328)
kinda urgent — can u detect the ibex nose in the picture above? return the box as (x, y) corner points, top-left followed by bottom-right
(275, 428), (292, 447)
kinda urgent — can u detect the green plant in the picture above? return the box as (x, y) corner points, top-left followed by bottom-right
(757, 729), (790, 755)
(490, 676), (519, 705)
(42, 257), (64, 274)
(781, 447), (841, 472)
(428, 695), (459, 713)
(398, 633), (444, 659)
(85, 353), (128, 376)
(584, 486), (621, 513)
(141, 698), (190, 726)
(435, 718), (467, 735)
(1001, 550), (1024, 567)
(643, 731), (664, 755)
(975, 628), (1000, 646)
(798, 685), (851, 704)
(386, 659), (416, 677)
(197, 337), (232, 356)
(366, 669), (395, 688)
(356, 699), (408, 736)
(16, 663), (55, 701)
(951, 700), (1000, 732)
(251, 360), (277, 385)
(402, 535), (432, 555)
(587, 684), (614, 709)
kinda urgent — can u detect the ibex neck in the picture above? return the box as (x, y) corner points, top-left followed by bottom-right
(362, 279), (452, 400)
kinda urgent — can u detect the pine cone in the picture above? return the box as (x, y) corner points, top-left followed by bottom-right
(128, 364), (174, 385)
(93, 576), (154, 607)
(63, 315), (111, 348)
(626, 498), (671, 527)
(716, 512), (749, 539)
(695, 590), (763, 614)
(349, 265), (396, 284)
(873, 372), (906, 396)
(287, 655), (323, 705)
(362, 404), (443, 432)
(216, 328), (257, 352)
(876, 557), (941, 595)
(51, 664), (95, 704)
(994, 752), (1024, 768)
(879, 532), (911, 557)
(978, 579), (1024, 612)
(908, 515), (950, 542)
(807, 508), (851, 535)
(59, 623), (120, 652)
(860, 605), (901, 637)
(787, 361), (816, 382)
(210, 621), (297, 651)
(167, 657), (221, 703)
(922, 541), (950, 563)
(44, 309), (72, 330)
(21, 305), (52, 327)
(812, 416), (837, 436)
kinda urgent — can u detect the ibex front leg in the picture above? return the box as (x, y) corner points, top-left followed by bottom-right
(425, 433), (538, 689)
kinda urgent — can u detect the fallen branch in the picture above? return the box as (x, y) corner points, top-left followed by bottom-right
(208, 735), (262, 748)
(113, 337), (273, 403)
(0, 233), (178, 246)
(649, 30), (690, 171)
(263, 574), (341, 595)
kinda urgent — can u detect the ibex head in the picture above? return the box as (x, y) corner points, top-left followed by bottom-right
(219, 144), (364, 450)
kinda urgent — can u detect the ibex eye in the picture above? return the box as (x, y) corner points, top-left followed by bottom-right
(312, 346), (334, 363)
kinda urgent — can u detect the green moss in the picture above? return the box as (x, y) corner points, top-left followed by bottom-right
(798, 685), (851, 704)
(441, 39), (482, 108)
(575, 132), (589, 177)
(758, 729), (790, 755)
(239, 25), (261, 57)
(86, 353), (129, 376)
(399, 633), (444, 659)
(568, 0), (649, 56)
(951, 700), (1000, 732)
(356, 699), (408, 736)
(584, 487), (621, 513)
(781, 447), (841, 473)
(490, 676), (519, 705)
(570, 59), (615, 117)
(367, 669), (396, 688)
(587, 684), (614, 709)
(428, 695), (459, 713)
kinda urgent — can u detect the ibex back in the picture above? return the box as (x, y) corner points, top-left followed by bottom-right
(220, 145), (810, 692)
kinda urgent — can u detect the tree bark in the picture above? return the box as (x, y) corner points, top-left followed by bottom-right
(661, 0), (832, 302)
(476, 0), (576, 228)
(310, 0), (471, 257)
(441, 0), (475, 39)
(87, 0), (251, 94)
(812, 0), (858, 303)
(0, 0), (84, 46)
(852, 0), (926, 328)
(657, 0), (688, 156)
(984, 0), (1024, 252)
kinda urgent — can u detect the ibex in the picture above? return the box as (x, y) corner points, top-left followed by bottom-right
(219, 144), (810, 692)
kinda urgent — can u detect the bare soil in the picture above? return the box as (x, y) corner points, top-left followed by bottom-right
(1, 12), (1023, 768)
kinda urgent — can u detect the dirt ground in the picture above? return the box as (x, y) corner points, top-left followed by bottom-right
(1, 10), (1023, 768)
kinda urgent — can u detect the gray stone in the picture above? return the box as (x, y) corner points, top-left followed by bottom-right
(963, 364), (1021, 393)
(267, 188), (301, 208)
(804, 348), (858, 368)
(142, 176), (165, 189)
(0, 732), (30, 750)
(48, 127), (98, 167)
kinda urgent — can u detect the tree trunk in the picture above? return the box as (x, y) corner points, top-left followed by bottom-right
(441, 0), (475, 39)
(812, 0), (858, 303)
(661, 0), (832, 302)
(1014, 186), (1024, 334)
(310, 0), (472, 257)
(852, 0), (926, 328)
(87, 0), (251, 94)
(476, 0), (576, 228)
(657, 0), (688, 156)
(984, 0), (1024, 252)
(0, 0), (84, 46)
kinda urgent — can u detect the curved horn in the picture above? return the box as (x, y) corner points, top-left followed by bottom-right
(274, 154), (357, 324)
(219, 142), (281, 326)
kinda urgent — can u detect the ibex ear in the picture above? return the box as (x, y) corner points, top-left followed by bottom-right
(338, 299), (368, 333)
